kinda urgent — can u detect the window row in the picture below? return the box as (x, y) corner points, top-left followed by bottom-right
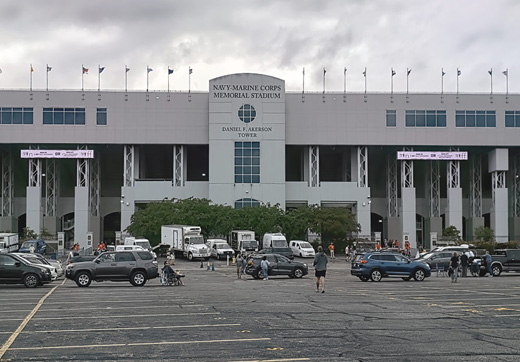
(0, 107), (33, 124)
(387, 110), (514, 128)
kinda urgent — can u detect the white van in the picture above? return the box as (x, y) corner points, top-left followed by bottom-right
(289, 240), (315, 258)
(116, 245), (157, 259)
(206, 239), (235, 260)
(262, 233), (288, 248)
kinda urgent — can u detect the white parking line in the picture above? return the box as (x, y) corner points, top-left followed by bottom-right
(8, 337), (271, 351)
(1, 311), (220, 322)
(16, 323), (241, 334)
(0, 280), (63, 360)
(227, 359), (310, 362)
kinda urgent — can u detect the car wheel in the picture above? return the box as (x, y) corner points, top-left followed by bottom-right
(402, 277), (411, 281)
(413, 269), (426, 281)
(23, 273), (40, 288)
(75, 272), (92, 287)
(359, 275), (369, 282)
(187, 252), (193, 261)
(370, 269), (382, 282)
(299, 253), (302, 257)
(492, 264), (502, 277)
(130, 271), (147, 286)
(293, 267), (304, 279)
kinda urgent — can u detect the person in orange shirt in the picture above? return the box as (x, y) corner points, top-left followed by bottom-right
(328, 242), (335, 259)
(98, 241), (106, 252)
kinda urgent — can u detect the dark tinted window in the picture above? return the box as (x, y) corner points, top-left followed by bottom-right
(380, 255), (396, 261)
(369, 254), (381, 260)
(0, 254), (16, 266)
(137, 251), (153, 260)
(116, 252), (136, 262)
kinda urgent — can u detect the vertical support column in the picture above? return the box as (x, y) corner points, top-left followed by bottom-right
(446, 147), (463, 234)
(489, 148), (509, 242)
(75, 145), (90, 252)
(0, 151), (16, 232)
(467, 155), (484, 241)
(309, 146), (319, 187)
(121, 145), (136, 233)
(425, 161), (442, 249)
(356, 146), (371, 239)
(43, 159), (59, 236)
(173, 145), (184, 187)
(510, 154), (520, 240)
(401, 147), (417, 249)
(386, 153), (400, 242)
(89, 156), (101, 246)
(26, 145), (42, 236)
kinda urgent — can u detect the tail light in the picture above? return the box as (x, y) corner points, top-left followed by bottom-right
(360, 260), (368, 264)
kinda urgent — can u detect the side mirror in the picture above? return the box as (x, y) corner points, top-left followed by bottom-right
(15, 261), (21, 267)
(95, 259), (101, 264)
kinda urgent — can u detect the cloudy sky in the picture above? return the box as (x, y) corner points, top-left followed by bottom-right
(1, 0), (518, 94)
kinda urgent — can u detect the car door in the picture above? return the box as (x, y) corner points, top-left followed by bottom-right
(115, 252), (137, 278)
(274, 255), (292, 275)
(266, 255), (278, 275)
(95, 252), (118, 278)
(0, 254), (24, 282)
(393, 254), (414, 275)
(379, 254), (398, 274)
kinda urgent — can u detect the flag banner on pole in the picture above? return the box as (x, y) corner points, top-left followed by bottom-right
(99, 67), (105, 73)
(47, 66), (52, 72)
(407, 69), (411, 75)
(391, 69), (396, 76)
(168, 68), (174, 74)
(125, 67), (130, 73)
(344, 67), (347, 74)
(442, 69), (446, 76)
(189, 68), (193, 74)
(31, 66), (34, 72)
(302, 67), (305, 75)
(488, 69), (492, 76)
(83, 67), (89, 74)
(457, 69), (461, 76)
(147, 67), (153, 73)
(502, 70), (508, 76)
(363, 68), (366, 77)
(323, 68), (326, 75)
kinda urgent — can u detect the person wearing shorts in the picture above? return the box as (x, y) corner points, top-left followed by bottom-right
(313, 246), (328, 293)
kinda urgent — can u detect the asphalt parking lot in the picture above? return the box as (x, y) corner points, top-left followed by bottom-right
(1, 257), (520, 361)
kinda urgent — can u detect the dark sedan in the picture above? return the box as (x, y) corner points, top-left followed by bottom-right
(245, 254), (308, 279)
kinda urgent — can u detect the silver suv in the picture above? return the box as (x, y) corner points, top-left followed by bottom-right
(65, 251), (159, 287)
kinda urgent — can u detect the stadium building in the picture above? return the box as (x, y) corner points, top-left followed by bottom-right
(1, 73), (519, 252)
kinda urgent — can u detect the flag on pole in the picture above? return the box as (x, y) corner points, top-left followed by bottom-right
(147, 66), (153, 73)
(99, 66), (105, 73)
(457, 68), (461, 76)
(363, 68), (366, 77)
(391, 69), (396, 76)
(47, 66), (52, 72)
(31, 65), (34, 72)
(0, 68), (2, 74)
(168, 68), (174, 75)
(502, 70), (508, 76)
(488, 69), (493, 76)
(442, 69), (446, 76)
(303, 67), (305, 76)
(125, 66), (130, 73)
(407, 68), (411, 76)
(189, 67), (193, 74)
(83, 67), (89, 74)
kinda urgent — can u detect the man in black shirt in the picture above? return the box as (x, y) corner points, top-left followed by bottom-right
(450, 252), (459, 283)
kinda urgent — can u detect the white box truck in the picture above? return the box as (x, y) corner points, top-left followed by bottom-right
(229, 230), (258, 254)
(262, 233), (288, 248)
(161, 225), (210, 261)
(0, 233), (19, 253)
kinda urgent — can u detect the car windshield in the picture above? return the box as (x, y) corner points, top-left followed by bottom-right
(22, 241), (37, 248)
(299, 242), (312, 248)
(135, 241), (151, 249)
(417, 252), (434, 260)
(190, 236), (205, 244)
(278, 255), (289, 263)
(217, 244), (231, 249)
(271, 240), (286, 247)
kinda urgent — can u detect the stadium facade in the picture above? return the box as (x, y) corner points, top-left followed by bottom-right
(1, 73), (519, 252)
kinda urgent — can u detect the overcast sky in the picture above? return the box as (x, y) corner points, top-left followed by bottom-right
(1, 0), (518, 94)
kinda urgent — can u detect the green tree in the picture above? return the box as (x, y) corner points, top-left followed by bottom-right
(312, 207), (360, 243)
(474, 226), (494, 242)
(442, 225), (461, 242)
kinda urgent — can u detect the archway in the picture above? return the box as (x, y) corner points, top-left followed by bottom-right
(103, 212), (121, 244)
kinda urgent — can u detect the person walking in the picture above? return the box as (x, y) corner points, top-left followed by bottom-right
(313, 246), (328, 293)
(236, 253), (244, 279)
(328, 242), (335, 259)
(260, 255), (270, 280)
(345, 245), (350, 262)
(460, 252), (468, 278)
(449, 252), (459, 283)
(484, 251), (493, 277)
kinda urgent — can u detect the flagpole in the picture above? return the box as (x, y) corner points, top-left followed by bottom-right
(364, 67), (367, 94)
(406, 68), (410, 94)
(146, 65), (149, 93)
(168, 67), (170, 93)
(302, 67), (305, 94)
(456, 68), (460, 95)
(504, 69), (509, 95)
(125, 65), (128, 93)
(189, 66), (192, 93)
(391, 68), (394, 94)
(46, 64), (48, 91)
(322, 68), (326, 94)
(30, 64), (33, 91)
(98, 65), (100, 92)
(441, 68), (444, 94)
(81, 64), (84, 92)
(489, 68), (493, 95)
(343, 67), (347, 95)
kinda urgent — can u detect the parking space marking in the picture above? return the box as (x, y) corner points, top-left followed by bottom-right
(227, 359), (309, 362)
(3, 304), (206, 314)
(16, 323), (241, 334)
(8, 337), (271, 351)
(0, 280), (63, 360)
(1, 311), (220, 322)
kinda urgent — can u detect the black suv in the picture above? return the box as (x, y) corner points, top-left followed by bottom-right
(0, 253), (52, 288)
(245, 254), (308, 279)
(65, 251), (159, 287)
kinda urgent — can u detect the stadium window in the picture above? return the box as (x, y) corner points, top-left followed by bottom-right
(42, 107), (86, 125)
(386, 110), (396, 127)
(234, 141), (260, 183)
(505, 111), (520, 127)
(405, 110), (446, 127)
(455, 110), (496, 127)
(96, 108), (107, 125)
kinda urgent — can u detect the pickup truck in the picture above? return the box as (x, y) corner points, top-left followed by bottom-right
(488, 249), (520, 276)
